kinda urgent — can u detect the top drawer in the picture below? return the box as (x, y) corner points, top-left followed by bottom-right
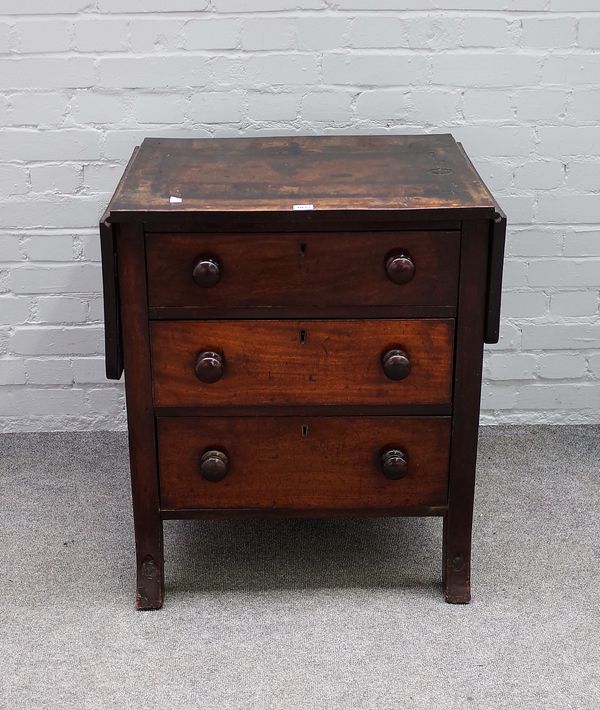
(146, 231), (460, 310)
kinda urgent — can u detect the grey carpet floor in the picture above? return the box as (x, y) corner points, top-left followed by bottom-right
(0, 426), (598, 710)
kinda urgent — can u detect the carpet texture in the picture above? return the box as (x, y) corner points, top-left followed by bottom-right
(0, 426), (598, 710)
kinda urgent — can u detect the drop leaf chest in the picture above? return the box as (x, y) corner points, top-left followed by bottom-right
(100, 135), (506, 609)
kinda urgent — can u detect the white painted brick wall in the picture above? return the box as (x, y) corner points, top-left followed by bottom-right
(0, 2), (599, 431)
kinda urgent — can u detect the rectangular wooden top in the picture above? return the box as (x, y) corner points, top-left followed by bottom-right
(106, 134), (496, 220)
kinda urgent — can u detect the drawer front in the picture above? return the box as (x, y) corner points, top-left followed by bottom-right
(157, 416), (451, 511)
(146, 231), (460, 309)
(150, 319), (454, 407)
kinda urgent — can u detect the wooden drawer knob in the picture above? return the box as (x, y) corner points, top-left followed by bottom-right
(382, 348), (411, 380)
(192, 256), (220, 287)
(195, 351), (224, 383)
(381, 448), (408, 480)
(385, 252), (415, 285)
(200, 449), (229, 482)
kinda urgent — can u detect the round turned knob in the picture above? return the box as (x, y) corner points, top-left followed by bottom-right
(381, 448), (408, 480)
(192, 256), (220, 288)
(194, 351), (224, 383)
(385, 252), (415, 285)
(200, 449), (229, 482)
(381, 349), (411, 380)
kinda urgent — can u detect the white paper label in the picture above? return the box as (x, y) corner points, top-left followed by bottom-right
(169, 195), (183, 203)
(293, 204), (314, 210)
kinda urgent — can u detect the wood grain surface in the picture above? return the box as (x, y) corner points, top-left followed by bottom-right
(150, 319), (455, 407)
(157, 416), (451, 510)
(107, 135), (496, 216)
(146, 230), (460, 309)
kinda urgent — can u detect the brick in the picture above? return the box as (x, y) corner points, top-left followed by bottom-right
(242, 19), (295, 50)
(578, 18), (600, 48)
(589, 353), (600, 378)
(10, 264), (102, 294)
(247, 54), (319, 86)
(515, 383), (600, 410)
(408, 17), (461, 49)
(349, 18), (408, 48)
(14, 19), (72, 53)
(541, 55), (600, 85)
(550, 291), (598, 316)
(248, 92), (299, 121)
(521, 17), (576, 47)
(133, 94), (186, 124)
(432, 54), (538, 87)
(565, 161), (600, 191)
(537, 194), (600, 224)
(501, 291), (547, 318)
(514, 161), (564, 190)
(463, 90), (513, 122)
(98, 56), (211, 88)
(463, 18), (512, 47)
(0, 296), (31, 324)
(0, 359), (26, 385)
(87, 297), (104, 322)
(453, 125), (533, 157)
(2, 0), (91, 11)
(73, 19), (128, 53)
(0, 165), (29, 196)
(8, 93), (68, 126)
(72, 357), (107, 383)
(25, 358), (72, 384)
(570, 90), (600, 121)
(410, 89), (460, 124)
(86, 387), (125, 416)
(189, 92), (244, 124)
(514, 88), (568, 121)
(79, 235), (102, 262)
(23, 235), (73, 261)
(487, 353), (537, 380)
(83, 163), (124, 193)
(529, 258), (600, 288)
(522, 323), (600, 350)
(302, 92), (352, 122)
(30, 164), (82, 194)
(563, 230), (600, 256)
(480, 383), (518, 410)
(538, 353), (587, 379)
(324, 54), (426, 86)
(538, 127), (600, 157)
(297, 17), (348, 50)
(0, 23), (10, 54)
(0, 235), (22, 261)
(71, 91), (127, 124)
(0, 57), (95, 89)
(36, 296), (87, 323)
(100, 0), (207, 9)
(0, 387), (87, 417)
(11, 326), (103, 355)
(183, 19), (241, 50)
(509, 229), (562, 257)
(1, 198), (99, 230)
(356, 90), (409, 120)
(130, 19), (185, 53)
(213, 0), (322, 9)
(0, 129), (101, 161)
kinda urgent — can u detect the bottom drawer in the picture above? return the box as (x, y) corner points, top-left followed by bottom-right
(157, 416), (450, 511)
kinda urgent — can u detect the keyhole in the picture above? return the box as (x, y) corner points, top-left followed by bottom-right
(299, 243), (307, 256)
(299, 329), (307, 345)
(301, 424), (309, 438)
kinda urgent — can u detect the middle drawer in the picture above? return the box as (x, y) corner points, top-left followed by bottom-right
(150, 319), (454, 407)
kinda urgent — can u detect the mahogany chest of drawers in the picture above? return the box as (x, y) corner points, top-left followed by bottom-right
(100, 135), (506, 609)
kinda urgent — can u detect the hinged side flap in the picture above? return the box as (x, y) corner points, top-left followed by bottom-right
(99, 215), (123, 379)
